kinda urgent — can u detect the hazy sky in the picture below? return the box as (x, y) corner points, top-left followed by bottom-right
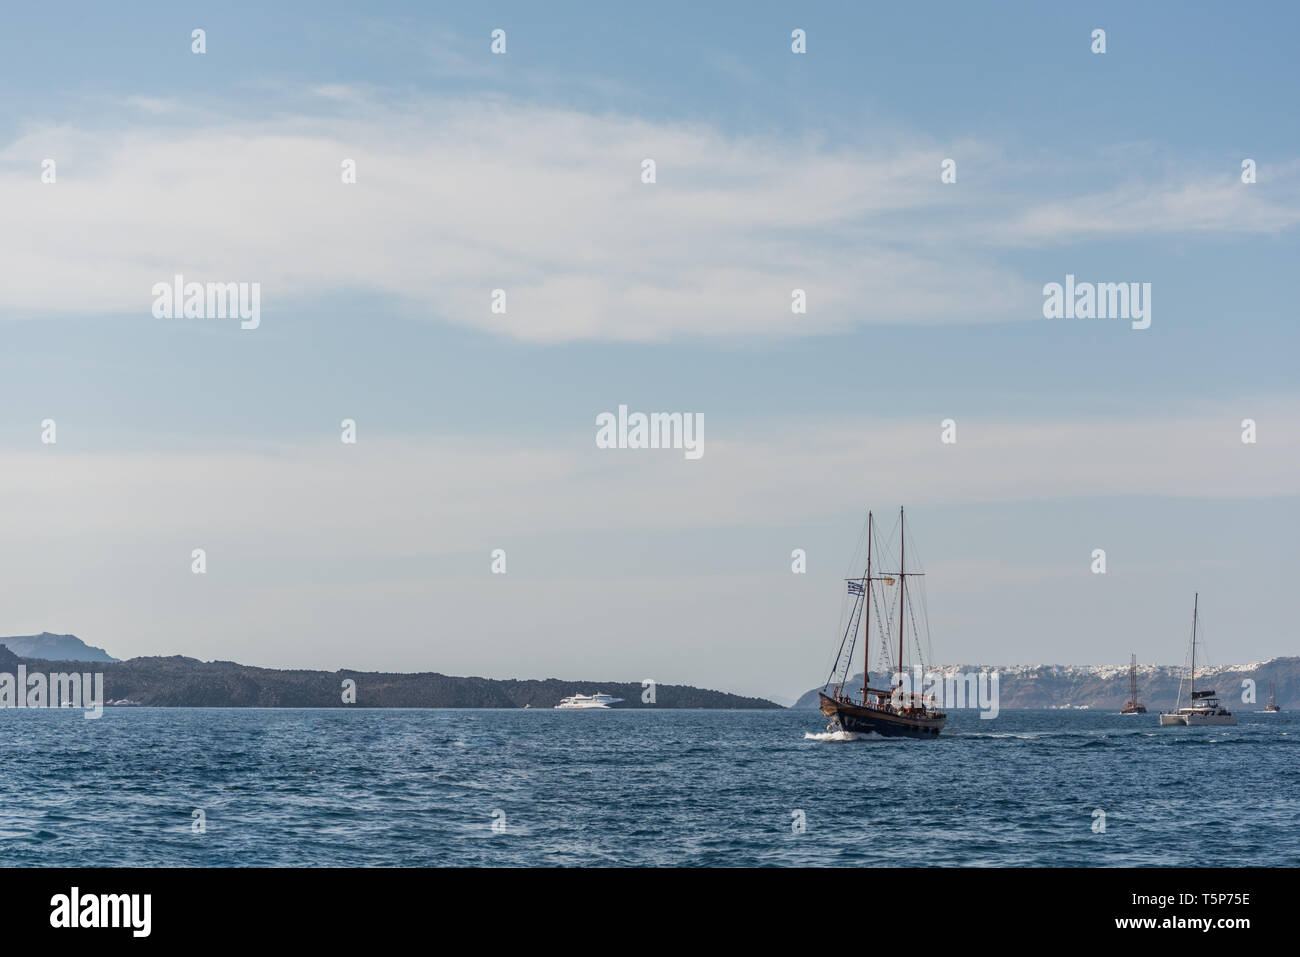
(1, 2), (1297, 704)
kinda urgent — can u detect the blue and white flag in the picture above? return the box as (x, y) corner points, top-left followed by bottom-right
(846, 580), (864, 595)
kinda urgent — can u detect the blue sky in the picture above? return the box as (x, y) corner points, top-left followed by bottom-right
(1, 2), (1297, 703)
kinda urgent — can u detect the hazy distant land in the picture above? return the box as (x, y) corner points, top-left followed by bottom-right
(795, 660), (1299, 711)
(0, 639), (777, 709)
(0, 632), (118, 662)
(2, 634), (1295, 711)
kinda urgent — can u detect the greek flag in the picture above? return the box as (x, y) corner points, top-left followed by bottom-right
(846, 580), (864, 595)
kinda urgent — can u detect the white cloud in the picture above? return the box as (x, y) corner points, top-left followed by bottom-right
(3, 93), (1297, 340)
(0, 95), (1035, 339)
(989, 164), (1300, 244)
(116, 95), (180, 115)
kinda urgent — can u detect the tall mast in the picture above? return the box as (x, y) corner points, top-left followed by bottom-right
(1130, 654), (1138, 702)
(861, 511), (873, 703)
(1191, 592), (1198, 696)
(897, 506), (906, 692)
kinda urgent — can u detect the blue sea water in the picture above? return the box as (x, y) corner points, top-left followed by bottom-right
(0, 707), (1295, 867)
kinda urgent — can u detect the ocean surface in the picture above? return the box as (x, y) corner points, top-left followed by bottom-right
(1, 707), (1296, 867)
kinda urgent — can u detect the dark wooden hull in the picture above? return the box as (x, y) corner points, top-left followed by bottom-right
(818, 692), (946, 738)
(1120, 704), (1147, 714)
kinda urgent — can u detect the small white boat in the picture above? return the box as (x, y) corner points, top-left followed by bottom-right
(1159, 593), (1237, 727)
(555, 693), (622, 710)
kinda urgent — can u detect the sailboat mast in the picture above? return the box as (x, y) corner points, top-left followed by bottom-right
(897, 506), (906, 692)
(1191, 592), (1198, 696)
(861, 511), (873, 703)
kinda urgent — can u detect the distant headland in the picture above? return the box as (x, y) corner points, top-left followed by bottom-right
(0, 632), (118, 663)
(0, 636), (778, 709)
(7, 633), (1294, 712)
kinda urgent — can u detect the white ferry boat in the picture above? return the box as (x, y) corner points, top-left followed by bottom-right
(555, 693), (622, 710)
(1159, 593), (1237, 727)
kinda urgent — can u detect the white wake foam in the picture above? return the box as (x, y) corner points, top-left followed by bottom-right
(803, 730), (883, 743)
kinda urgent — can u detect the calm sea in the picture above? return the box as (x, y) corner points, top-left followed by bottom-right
(1, 707), (1295, 866)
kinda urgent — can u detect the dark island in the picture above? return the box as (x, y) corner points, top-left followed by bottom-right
(0, 642), (779, 709)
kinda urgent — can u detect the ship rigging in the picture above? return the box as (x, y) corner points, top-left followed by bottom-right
(818, 507), (947, 739)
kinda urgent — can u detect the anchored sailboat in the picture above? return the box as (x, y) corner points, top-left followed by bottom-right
(817, 508), (946, 739)
(1120, 654), (1147, 714)
(1263, 682), (1280, 713)
(1158, 593), (1237, 727)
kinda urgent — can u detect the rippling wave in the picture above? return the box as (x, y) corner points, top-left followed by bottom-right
(0, 708), (1295, 866)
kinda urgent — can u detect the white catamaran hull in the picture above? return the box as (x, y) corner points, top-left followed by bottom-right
(1159, 712), (1238, 726)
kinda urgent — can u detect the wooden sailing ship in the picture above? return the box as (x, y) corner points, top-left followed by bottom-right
(1264, 682), (1280, 713)
(818, 508), (946, 738)
(1120, 654), (1147, 713)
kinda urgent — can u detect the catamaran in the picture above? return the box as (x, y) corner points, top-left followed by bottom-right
(555, 693), (622, 710)
(818, 507), (946, 738)
(1158, 593), (1237, 727)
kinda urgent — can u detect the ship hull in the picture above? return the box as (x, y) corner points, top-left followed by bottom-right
(819, 693), (946, 738)
(1182, 713), (1237, 726)
(1159, 711), (1237, 726)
